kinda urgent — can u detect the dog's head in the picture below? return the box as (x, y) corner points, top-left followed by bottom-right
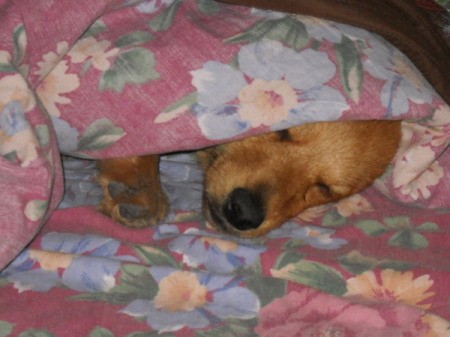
(198, 120), (401, 237)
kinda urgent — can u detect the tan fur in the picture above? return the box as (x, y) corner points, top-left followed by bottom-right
(98, 120), (401, 237)
(98, 155), (168, 228)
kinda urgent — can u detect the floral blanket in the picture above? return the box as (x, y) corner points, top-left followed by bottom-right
(0, 0), (449, 336)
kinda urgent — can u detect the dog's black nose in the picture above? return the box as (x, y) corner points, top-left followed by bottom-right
(223, 188), (265, 231)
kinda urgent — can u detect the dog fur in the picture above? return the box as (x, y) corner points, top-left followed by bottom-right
(98, 120), (401, 237)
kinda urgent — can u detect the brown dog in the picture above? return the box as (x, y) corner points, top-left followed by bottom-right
(98, 120), (401, 237)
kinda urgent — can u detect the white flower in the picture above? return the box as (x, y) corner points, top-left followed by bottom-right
(393, 144), (444, 200)
(238, 79), (297, 127)
(36, 59), (80, 117)
(336, 194), (372, 217)
(363, 38), (433, 116)
(35, 41), (69, 80)
(68, 36), (119, 71)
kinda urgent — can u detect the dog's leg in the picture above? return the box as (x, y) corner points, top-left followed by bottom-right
(97, 155), (169, 228)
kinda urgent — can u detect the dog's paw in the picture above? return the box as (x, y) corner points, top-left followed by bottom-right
(100, 180), (169, 228)
(98, 156), (169, 228)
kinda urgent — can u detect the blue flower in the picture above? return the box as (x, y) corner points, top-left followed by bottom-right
(51, 117), (79, 153)
(167, 228), (266, 273)
(267, 222), (347, 250)
(363, 37), (433, 116)
(153, 224), (180, 240)
(121, 266), (260, 332)
(190, 39), (347, 139)
(0, 101), (28, 136)
(192, 61), (246, 108)
(3, 233), (137, 293)
(135, 0), (175, 13)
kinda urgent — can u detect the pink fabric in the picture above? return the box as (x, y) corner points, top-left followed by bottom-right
(0, 195), (449, 335)
(1, 0), (449, 270)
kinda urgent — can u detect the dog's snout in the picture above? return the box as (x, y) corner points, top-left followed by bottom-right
(223, 188), (265, 231)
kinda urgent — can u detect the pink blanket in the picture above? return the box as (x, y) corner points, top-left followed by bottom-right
(0, 0), (449, 335)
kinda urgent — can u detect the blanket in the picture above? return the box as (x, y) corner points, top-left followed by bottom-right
(0, 0), (449, 335)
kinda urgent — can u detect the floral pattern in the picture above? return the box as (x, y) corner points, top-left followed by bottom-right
(2, 196), (449, 336)
(363, 37), (433, 116)
(167, 228), (266, 273)
(0, 0), (449, 336)
(122, 268), (260, 332)
(255, 289), (431, 337)
(346, 269), (435, 309)
(188, 39), (347, 139)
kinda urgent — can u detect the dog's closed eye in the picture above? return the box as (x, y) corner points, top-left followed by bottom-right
(314, 182), (332, 197)
(304, 182), (333, 204)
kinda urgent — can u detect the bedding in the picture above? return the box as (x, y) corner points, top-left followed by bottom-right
(0, 0), (449, 335)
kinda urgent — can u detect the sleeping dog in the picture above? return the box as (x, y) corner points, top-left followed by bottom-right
(98, 120), (401, 237)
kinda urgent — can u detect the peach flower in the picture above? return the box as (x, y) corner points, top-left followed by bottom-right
(346, 269), (435, 309)
(238, 79), (297, 127)
(154, 271), (208, 312)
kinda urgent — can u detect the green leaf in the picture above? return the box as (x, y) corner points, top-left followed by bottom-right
(82, 20), (107, 38)
(0, 278), (11, 288)
(226, 17), (309, 51)
(335, 35), (363, 102)
(35, 124), (50, 147)
(127, 332), (174, 337)
(355, 220), (388, 236)
(0, 321), (14, 337)
(310, 39), (321, 50)
(383, 216), (410, 230)
(338, 250), (377, 275)
(378, 260), (415, 271)
(197, 0), (220, 13)
(18, 64), (29, 78)
(2, 151), (18, 163)
(321, 210), (347, 227)
(416, 222), (439, 232)
(134, 245), (180, 268)
(282, 238), (306, 250)
(18, 330), (55, 337)
(155, 92), (197, 123)
(115, 31), (154, 48)
(12, 24), (26, 66)
(77, 118), (125, 151)
(388, 231), (429, 250)
(72, 264), (158, 304)
(0, 63), (16, 73)
(148, 0), (182, 32)
(266, 17), (309, 51)
(274, 251), (304, 270)
(115, 264), (158, 299)
(100, 48), (159, 92)
(273, 260), (347, 296)
(245, 275), (286, 307)
(225, 20), (272, 44)
(90, 327), (114, 337)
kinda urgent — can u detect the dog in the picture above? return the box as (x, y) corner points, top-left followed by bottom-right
(98, 120), (401, 237)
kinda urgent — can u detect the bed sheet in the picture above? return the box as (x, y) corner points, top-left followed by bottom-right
(0, 0), (449, 335)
